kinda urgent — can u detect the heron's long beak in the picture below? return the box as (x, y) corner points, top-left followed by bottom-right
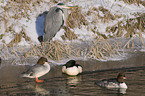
(61, 6), (76, 9)
(65, 6), (76, 8)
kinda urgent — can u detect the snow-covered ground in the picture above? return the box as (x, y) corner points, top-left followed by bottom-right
(0, 0), (144, 45)
(0, 0), (145, 63)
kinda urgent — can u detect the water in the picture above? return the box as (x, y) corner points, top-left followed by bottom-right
(0, 51), (145, 96)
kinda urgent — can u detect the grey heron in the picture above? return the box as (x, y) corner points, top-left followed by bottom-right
(43, 3), (74, 42)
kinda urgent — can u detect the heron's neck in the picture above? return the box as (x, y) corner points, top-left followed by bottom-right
(62, 12), (65, 20)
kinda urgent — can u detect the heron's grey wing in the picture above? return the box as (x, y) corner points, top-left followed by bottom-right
(43, 7), (64, 41)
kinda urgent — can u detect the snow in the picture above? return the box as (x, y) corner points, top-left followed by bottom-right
(18, 38), (31, 46)
(52, 29), (65, 41)
(3, 33), (14, 44)
(22, 18), (39, 44)
(101, 0), (145, 16)
(73, 26), (94, 41)
(0, 0), (145, 62)
(0, 0), (8, 7)
(0, 0), (144, 45)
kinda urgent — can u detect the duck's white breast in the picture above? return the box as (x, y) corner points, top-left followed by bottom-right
(78, 66), (82, 73)
(65, 66), (80, 76)
(62, 66), (66, 73)
(119, 83), (127, 89)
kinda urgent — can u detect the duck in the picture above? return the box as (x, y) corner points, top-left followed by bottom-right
(20, 57), (50, 83)
(62, 60), (82, 76)
(95, 72), (127, 89)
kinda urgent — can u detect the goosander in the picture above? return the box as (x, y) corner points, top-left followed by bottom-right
(95, 72), (127, 89)
(21, 57), (50, 83)
(62, 60), (82, 76)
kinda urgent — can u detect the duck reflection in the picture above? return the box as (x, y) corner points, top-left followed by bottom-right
(35, 85), (50, 95)
(21, 84), (50, 95)
(65, 75), (82, 87)
(108, 87), (127, 94)
(117, 88), (127, 94)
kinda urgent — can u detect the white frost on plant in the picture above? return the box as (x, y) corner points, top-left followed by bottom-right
(2, 33), (14, 44)
(18, 38), (30, 46)
(73, 26), (95, 41)
(0, 0), (145, 45)
(101, 0), (145, 16)
(0, 0), (145, 62)
(0, 0), (8, 7)
(52, 29), (65, 42)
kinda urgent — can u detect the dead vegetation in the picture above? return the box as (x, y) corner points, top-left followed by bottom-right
(1, 36), (142, 61)
(0, 39), (123, 60)
(98, 7), (116, 21)
(61, 7), (88, 40)
(8, 30), (31, 47)
(87, 6), (120, 23)
(0, 0), (45, 45)
(66, 7), (88, 28)
(62, 26), (78, 40)
(87, 6), (121, 38)
(0, 0), (144, 61)
(106, 13), (145, 38)
(88, 37), (122, 59)
(8, 0), (42, 19)
(120, 0), (145, 6)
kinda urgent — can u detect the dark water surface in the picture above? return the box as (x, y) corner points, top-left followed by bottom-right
(0, 51), (145, 96)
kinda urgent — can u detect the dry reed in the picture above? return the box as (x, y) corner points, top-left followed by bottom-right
(106, 13), (145, 39)
(0, 0), (144, 61)
(119, 0), (145, 6)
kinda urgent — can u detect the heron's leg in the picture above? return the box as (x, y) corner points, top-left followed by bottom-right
(35, 77), (44, 83)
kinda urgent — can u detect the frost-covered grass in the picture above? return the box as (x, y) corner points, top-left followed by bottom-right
(1, 36), (143, 62)
(0, 0), (145, 61)
(120, 0), (145, 6)
(106, 13), (145, 38)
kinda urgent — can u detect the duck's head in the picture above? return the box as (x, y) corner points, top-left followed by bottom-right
(117, 72), (126, 83)
(65, 60), (76, 68)
(37, 57), (48, 64)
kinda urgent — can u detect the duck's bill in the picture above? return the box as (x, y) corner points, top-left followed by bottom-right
(123, 77), (127, 79)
